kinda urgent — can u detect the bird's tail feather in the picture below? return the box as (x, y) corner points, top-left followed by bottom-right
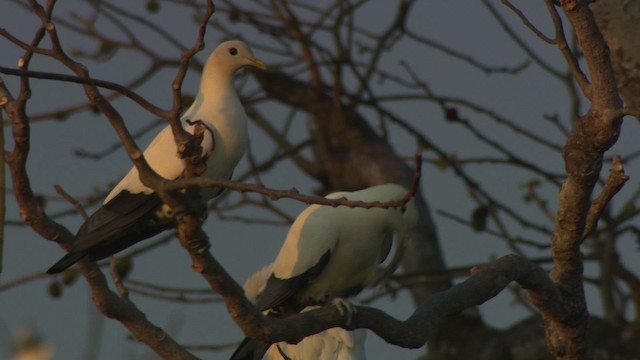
(46, 251), (85, 274)
(230, 337), (270, 360)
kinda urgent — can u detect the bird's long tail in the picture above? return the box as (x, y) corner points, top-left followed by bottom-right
(46, 251), (85, 274)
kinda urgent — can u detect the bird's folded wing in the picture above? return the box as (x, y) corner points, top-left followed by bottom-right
(256, 250), (331, 311)
(74, 191), (164, 253)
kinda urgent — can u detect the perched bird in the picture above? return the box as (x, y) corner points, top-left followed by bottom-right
(231, 183), (417, 360)
(46, 40), (266, 274)
(243, 264), (367, 360)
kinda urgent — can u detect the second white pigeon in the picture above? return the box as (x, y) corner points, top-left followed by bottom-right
(231, 183), (417, 360)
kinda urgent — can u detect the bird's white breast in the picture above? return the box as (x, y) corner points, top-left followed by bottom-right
(103, 89), (248, 203)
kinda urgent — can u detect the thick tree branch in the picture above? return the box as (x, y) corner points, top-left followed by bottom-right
(591, 0), (640, 114)
(558, 0), (621, 111)
(531, 1), (625, 359)
(180, 252), (559, 350)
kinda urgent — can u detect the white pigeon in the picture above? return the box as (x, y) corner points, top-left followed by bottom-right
(243, 264), (367, 360)
(46, 40), (266, 274)
(231, 183), (417, 360)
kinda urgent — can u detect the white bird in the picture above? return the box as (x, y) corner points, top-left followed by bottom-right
(231, 183), (417, 360)
(243, 264), (367, 360)
(46, 40), (266, 274)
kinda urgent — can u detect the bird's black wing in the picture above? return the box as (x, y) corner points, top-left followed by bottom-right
(255, 249), (331, 312)
(75, 190), (168, 254)
(46, 190), (170, 274)
(231, 251), (331, 360)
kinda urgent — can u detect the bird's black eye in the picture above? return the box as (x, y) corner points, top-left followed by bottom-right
(229, 47), (238, 56)
(400, 205), (407, 213)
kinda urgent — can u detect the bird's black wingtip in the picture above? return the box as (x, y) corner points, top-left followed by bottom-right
(46, 251), (85, 274)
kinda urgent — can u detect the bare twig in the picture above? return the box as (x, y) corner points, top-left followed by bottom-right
(438, 209), (549, 250)
(126, 287), (221, 304)
(501, 0), (556, 44)
(404, 28), (530, 75)
(162, 153), (422, 209)
(109, 257), (129, 299)
(483, 0), (563, 79)
(544, 0), (592, 98)
(0, 270), (48, 292)
(167, 0), (215, 161)
(0, 66), (168, 119)
(75, 119), (165, 160)
(612, 260), (640, 327)
(582, 155), (629, 241)
(278, 0), (324, 96)
(54, 184), (89, 220)
(125, 278), (214, 295)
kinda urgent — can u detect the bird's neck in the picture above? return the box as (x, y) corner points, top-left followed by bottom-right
(199, 64), (236, 99)
(183, 69), (241, 121)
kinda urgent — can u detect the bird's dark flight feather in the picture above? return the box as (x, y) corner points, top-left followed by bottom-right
(256, 249), (331, 312)
(46, 191), (173, 274)
(230, 251), (332, 360)
(229, 337), (271, 360)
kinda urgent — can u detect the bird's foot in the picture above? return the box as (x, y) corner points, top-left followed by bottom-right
(332, 298), (356, 326)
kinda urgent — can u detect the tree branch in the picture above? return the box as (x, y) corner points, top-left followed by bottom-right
(184, 253), (559, 350)
(167, 0), (215, 163)
(582, 155), (629, 241)
(0, 66), (168, 118)
(533, 1), (625, 358)
(161, 153), (421, 209)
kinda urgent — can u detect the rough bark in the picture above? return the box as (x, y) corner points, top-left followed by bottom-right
(590, 0), (640, 110)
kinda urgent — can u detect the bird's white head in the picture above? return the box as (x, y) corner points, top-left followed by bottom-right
(194, 40), (266, 112)
(204, 40), (267, 76)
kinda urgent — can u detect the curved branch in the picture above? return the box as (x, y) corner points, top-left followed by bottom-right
(182, 249), (558, 350)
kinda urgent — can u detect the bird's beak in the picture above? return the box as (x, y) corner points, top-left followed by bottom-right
(247, 56), (267, 70)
